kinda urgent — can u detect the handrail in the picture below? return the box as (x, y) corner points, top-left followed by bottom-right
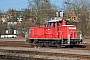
(76, 31), (82, 39)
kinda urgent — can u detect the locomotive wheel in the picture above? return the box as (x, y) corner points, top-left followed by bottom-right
(37, 43), (42, 47)
(81, 45), (86, 48)
(44, 43), (49, 47)
(56, 43), (61, 48)
(65, 45), (73, 48)
(33, 40), (38, 44)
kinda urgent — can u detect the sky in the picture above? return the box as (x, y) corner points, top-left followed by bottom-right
(0, 0), (63, 12)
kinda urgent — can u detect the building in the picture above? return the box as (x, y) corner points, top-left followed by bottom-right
(1, 9), (23, 23)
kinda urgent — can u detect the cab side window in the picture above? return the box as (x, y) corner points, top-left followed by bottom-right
(47, 22), (52, 28)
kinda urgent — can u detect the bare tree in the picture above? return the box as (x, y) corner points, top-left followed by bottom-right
(27, 0), (58, 25)
(0, 11), (6, 35)
(62, 0), (90, 36)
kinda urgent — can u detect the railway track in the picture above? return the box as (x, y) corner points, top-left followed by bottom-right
(0, 41), (89, 50)
(0, 38), (90, 60)
(0, 49), (89, 60)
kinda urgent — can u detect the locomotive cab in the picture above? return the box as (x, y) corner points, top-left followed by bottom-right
(46, 20), (66, 28)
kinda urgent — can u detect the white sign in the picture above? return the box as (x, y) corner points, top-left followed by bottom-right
(6, 30), (9, 34)
(69, 27), (76, 29)
(56, 12), (58, 17)
(14, 30), (17, 34)
(60, 12), (63, 18)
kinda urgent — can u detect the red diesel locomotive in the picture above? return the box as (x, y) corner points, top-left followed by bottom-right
(26, 19), (83, 47)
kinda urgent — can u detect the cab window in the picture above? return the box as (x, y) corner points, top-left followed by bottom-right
(47, 22), (52, 28)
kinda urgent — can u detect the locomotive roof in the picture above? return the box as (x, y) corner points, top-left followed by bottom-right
(47, 19), (62, 22)
(62, 25), (75, 26)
